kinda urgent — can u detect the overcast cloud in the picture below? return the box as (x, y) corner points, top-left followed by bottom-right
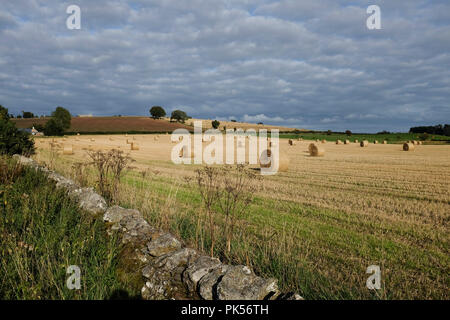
(0, 0), (449, 132)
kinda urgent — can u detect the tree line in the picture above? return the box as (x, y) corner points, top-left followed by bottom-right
(409, 124), (450, 136)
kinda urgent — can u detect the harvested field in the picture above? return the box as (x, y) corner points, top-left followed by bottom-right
(33, 135), (450, 300)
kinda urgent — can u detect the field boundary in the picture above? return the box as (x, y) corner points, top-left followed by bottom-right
(13, 154), (302, 300)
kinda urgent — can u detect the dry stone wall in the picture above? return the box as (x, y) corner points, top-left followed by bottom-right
(13, 154), (303, 301)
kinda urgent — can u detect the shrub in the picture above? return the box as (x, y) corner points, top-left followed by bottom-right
(212, 120), (220, 129)
(0, 107), (35, 156)
(0, 105), (10, 121)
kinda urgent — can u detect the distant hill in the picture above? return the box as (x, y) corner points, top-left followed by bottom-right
(12, 116), (304, 134)
(11, 116), (192, 134)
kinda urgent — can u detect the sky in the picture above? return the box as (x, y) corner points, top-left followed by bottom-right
(0, 0), (449, 132)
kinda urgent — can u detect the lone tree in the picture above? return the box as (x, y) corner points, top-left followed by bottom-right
(0, 105), (35, 155)
(150, 106), (166, 119)
(170, 110), (189, 123)
(212, 120), (220, 129)
(52, 106), (71, 130)
(44, 106), (71, 136)
(43, 118), (65, 136)
(345, 130), (352, 136)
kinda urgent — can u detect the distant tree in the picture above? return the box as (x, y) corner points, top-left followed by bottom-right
(150, 106), (166, 119)
(0, 105), (35, 155)
(212, 120), (220, 129)
(257, 122), (263, 125)
(22, 111), (34, 118)
(327, 130), (332, 135)
(345, 130), (352, 136)
(16, 115), (22, 119)
(51, 106), (71, 130)
(230, 119), (237, 123)
(444, 125), (450, 137)
(410, 124), (448, 136)
(43, 118), (64, 136)
(170, 110), (189, 123)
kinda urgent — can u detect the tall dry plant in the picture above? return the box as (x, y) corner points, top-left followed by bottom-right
(217, 164), (259, 254)
(86, 149), (134, 204)
(196, 166), (220, 257)
(71, 162), (89, 187)
(196, 164), (258, 257)
(48, 142), (59, 170)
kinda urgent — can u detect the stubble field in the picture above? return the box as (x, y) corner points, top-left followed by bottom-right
(33, 134), (450, 299)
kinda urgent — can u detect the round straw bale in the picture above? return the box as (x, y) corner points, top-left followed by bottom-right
(321, 139), (326, 144)
(259, 149), (289, 172)
(179, 145), (191, 158)
(288, 139), (295, 146)
(354, 139), (359, 143)
(403, 143), (415, 151)
(131, 143), (139, 151)
(383, 140), (387, 144)
(360, 140), (369, 147)
(63, 145), (74, 155)
(344, 139), (350, 144)
(336, 140), (343, 145)
(374, 140), (378, 144)
(309, 143), (325, 157)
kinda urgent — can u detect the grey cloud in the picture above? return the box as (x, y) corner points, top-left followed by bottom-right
(0, 0), (448, 132)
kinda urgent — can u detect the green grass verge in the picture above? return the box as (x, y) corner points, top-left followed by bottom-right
(0, 156), (139, 300)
